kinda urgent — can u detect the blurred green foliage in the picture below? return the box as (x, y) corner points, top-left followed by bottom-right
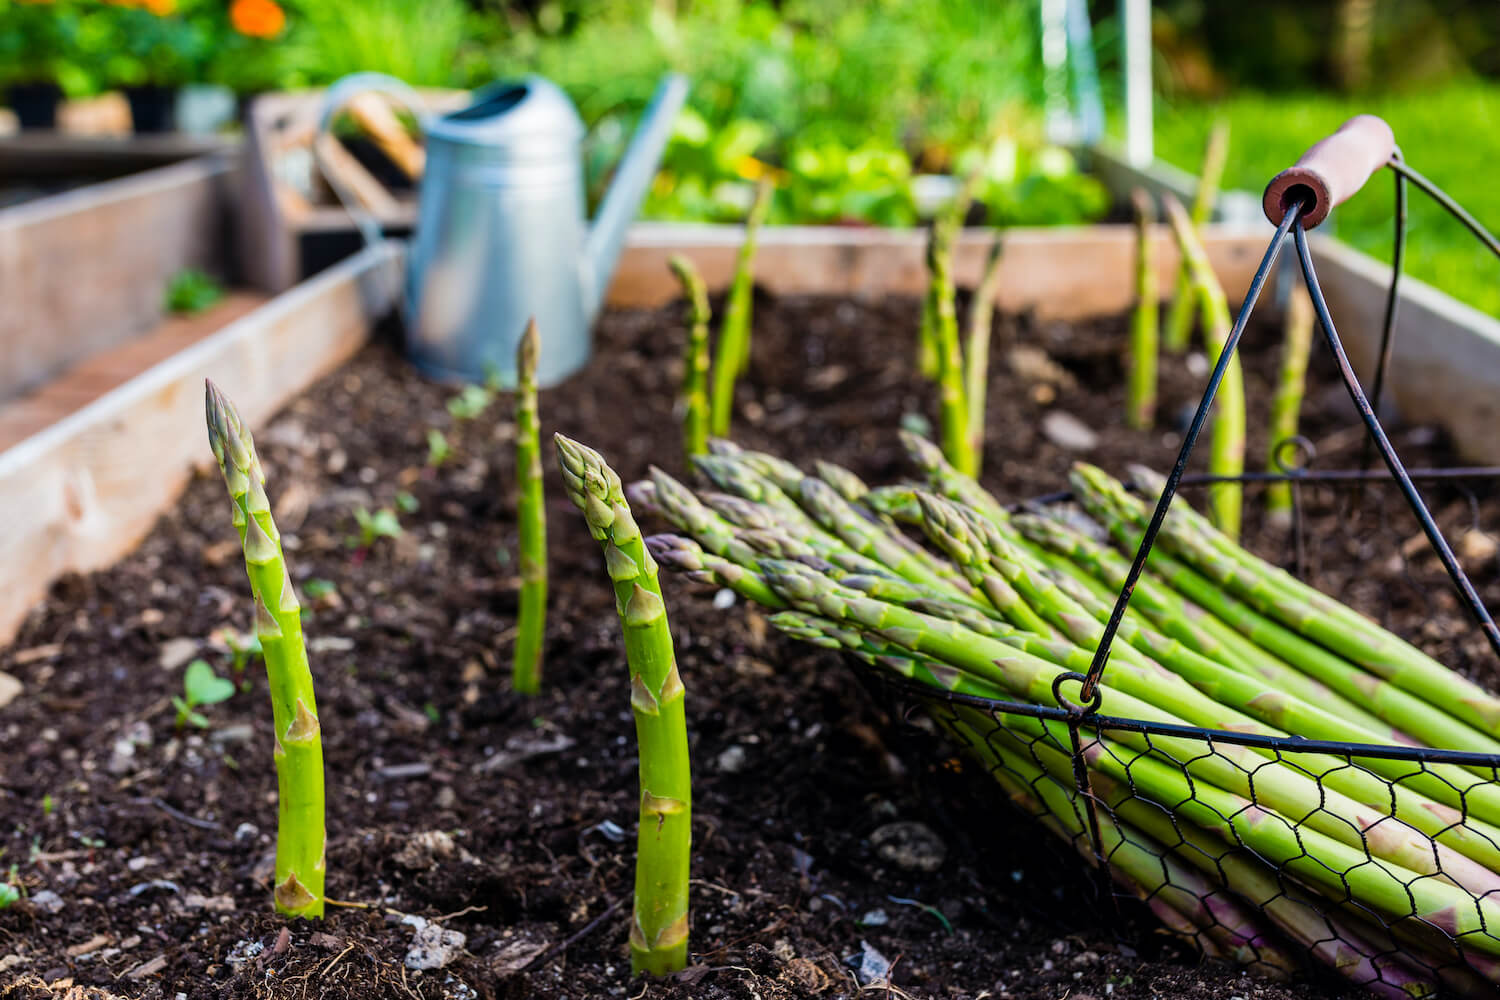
(1150, 81), (1500, 316)
(504, 0), (1106, 225)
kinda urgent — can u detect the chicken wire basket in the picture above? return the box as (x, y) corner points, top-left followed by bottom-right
(859, 117), (1500, 997)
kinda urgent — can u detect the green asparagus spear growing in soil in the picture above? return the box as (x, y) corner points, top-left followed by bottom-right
(668, 255), (712, 462)
(1163, 193), (1244, 540)
(205, 380), (325, 919)
(1265, 287), (1315, 521)
(927, 194), (974, 477)
(1126, 188), (1158, 430)
(709, 179), (773, 436)
(513, 320), (548, 695)
(556, 436), (690, 975)
(1162, 120), (1229, 353)
(964, 235), (1003, 472)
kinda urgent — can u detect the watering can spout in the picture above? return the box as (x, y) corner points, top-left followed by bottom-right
(582, 74), (688, 321)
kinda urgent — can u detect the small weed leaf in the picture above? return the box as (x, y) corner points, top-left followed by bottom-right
(184, 659), (236, 706)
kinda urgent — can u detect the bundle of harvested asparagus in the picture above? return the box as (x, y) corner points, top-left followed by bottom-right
(633, 434), (1500, 997)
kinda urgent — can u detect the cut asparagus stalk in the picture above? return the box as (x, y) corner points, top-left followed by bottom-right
(512, 320), (548, 696)
(205, 381), (325, 919)
(1098, 462), (1500, 747)
(668, 255), (712, 462)
(557, 437), (690, 975)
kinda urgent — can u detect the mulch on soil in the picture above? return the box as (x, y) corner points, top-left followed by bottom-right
(3, 289), (1498, 1000)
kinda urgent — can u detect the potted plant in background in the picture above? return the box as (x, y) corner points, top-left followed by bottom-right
(0, 0), (82, 129)
(87, 0), (211, 132)
(211, 0), (288, 119)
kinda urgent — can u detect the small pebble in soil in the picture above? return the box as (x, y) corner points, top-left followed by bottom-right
(846, 939), (893, 985)
(870, 821), (947, 872)
(712, 588), (737, 610)
(858, 908), (889, 927)
(1460, 529), (1499, 563)
(233, 822), (259, 844)
(403, 916), (467, 971)
(1040, 411), (1099, 452)
(716, 744), (748, 773)
(1185, 351), (1209, 377)
(30, 889), (64, 915)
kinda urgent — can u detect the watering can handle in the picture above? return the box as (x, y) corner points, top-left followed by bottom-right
(1262, 114), (1395, 229)
(313, 73), (433, 252)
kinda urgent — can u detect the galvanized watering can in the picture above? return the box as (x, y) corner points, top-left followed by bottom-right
(406, 74), (687, 387)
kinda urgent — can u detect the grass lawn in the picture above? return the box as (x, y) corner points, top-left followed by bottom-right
(1147, 82), (1500, 317)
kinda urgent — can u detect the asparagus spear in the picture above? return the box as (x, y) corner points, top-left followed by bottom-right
(1162, 120), (1229, 353)
(758, 557), (1500, 895)
(1010, 511), (1398, 736)
(646, 534), (786, 610)
(709, 179), (772, 436)
(928, 176), (975, 475)
(1120, 463), (1500, 744)
(556, 437), (691, 975)
(512, 320), (548, 696)
(1070, 463), (1500, 754)
(1126, 189), (1158, 430)
(205, 381), (325, 918)
(899, 429), (1009, 527)
(813, 460), (870, 506)
(1264, 287), (1314, 522)
(668, 255), (712, 462)
(1163, 193), (1244, 540)
(964, 236), (1004, 471)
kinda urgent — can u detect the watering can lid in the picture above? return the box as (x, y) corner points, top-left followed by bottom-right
(424, 75), (584, 149)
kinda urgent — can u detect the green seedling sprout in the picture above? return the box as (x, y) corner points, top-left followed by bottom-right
(225, 631), (264, 677)
(172, 658), (236, 729)
(513, 319), (548, 696)
(709, 178), (773, 437)
(1162, 120), (1229, 353)
(302, 579), (338, 601)
(668, 254), (712, 463)
(1126, 188), (1159, 430)
(350, 507), (402, 549)
(924, 166), (984, 476)
(446, 384), (493, 421)
(427, 428), (452, 467)
(164, 268), (225, 316)
(0, 878), (17, 910)
(205, 380), (326, 919)
(556, 435), (691, 975)
(395, 490), (419, 514)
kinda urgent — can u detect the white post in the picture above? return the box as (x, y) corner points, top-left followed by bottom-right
(1122, 0), (1153, 166)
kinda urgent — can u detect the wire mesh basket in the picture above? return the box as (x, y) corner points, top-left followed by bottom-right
(858, 118), (1500, 997)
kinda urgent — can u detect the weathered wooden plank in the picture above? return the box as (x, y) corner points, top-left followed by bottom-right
(606, 222), (1270, 319)
(1309, 234), (1500, 464)
(0, 243), (402, 644)
(0, 155), (234, 403)
(0, 294), (267, 452)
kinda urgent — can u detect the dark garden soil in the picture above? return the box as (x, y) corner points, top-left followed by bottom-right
(3, 290), (1499, 1000)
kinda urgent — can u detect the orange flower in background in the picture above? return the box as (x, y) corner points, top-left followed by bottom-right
(143, 0), (176, 14)
(230, 0), (285, 38)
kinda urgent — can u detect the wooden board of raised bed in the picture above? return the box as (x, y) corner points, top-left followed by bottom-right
(0, 242), (402, 645)
(0, 154), (235, 403)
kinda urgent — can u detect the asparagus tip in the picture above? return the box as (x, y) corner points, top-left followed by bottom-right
(517, 317), (540, 372)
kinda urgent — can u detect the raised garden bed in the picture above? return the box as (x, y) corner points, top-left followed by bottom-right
(2, 221), (1497, 997)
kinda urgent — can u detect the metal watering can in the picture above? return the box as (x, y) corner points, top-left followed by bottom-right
(319, 72), (687, 387)
(411, 75), (686, 386)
